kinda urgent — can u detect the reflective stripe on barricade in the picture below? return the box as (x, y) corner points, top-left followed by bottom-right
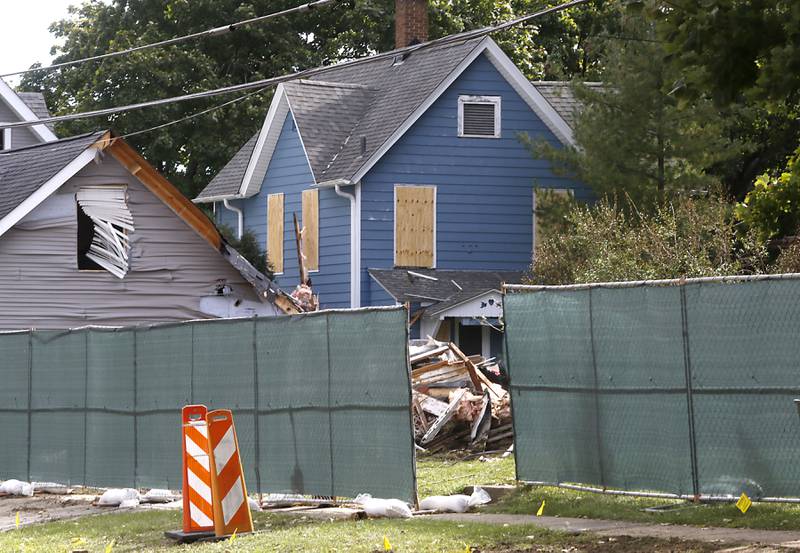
(206, 409), (253, 537)
(181, 405), (214, 533)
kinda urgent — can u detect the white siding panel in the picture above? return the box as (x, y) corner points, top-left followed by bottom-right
(0, 156), (260, 329)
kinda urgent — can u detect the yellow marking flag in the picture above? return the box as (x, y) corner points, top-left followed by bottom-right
(536, 500), (546, 516)
(229, 529), (238, 543)
(736, 493), (752, 514)
(463, 544), (471, 553)
(15, 512), (19, 529)
(383, 535), (392, 551)
(105, 540), (115, 553)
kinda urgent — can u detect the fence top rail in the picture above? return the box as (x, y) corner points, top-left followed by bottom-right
(0, 304), (406, 335)
(503, 272), (800, 293)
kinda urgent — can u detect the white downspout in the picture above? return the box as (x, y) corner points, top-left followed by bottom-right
(222, 198), (243, 240)
(334, 183), (361, 308)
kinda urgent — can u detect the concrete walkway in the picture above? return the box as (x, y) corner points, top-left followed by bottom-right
(423, 513), (800, 548)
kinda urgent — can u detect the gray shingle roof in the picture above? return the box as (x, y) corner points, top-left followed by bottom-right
(531, 81), (601, 129)
(17, 92), (56, 133)
(196, 38), (484, 200)
(196, 132), (259, 201)
(0, 132), (103, 220)
(369, 268), (523, 314)
(284, 80), (375, 180)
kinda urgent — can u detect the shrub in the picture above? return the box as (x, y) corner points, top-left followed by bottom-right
(530, 195), (768, 285)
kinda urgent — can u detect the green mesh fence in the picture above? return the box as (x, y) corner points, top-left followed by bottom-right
(0, 307), (417, 503)
(505, 276), (800, 499)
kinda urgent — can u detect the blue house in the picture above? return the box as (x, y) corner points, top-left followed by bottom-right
(195, 4), (588, 359)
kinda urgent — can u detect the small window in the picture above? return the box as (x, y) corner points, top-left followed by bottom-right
(458, 95), (501, 138)
(76, 186), (133, 278)
(0, 128), (11, 150)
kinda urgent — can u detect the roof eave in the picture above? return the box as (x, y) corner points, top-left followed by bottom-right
(0, 79), (58, 143)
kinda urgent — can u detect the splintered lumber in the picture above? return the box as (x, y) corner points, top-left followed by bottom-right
(413, 364), (469, 385)
(410, 344), (450, 364)
(421, 388), (468, 444)
(411, 359), (450, 377)
(412, 396), (430, 433)
(448, 343), (483, 390)
(469, 393), (491, 443)
(413, 392), (448, 417)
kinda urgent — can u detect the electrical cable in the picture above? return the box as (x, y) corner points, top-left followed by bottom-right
(0, 0), (340, 78)
(0, 0), (590, 131)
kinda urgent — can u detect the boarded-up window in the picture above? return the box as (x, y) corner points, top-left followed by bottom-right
(267, 193), (284, 274)
(534, 188), (573, 251)
(395, 185), (435, 268)
(302, 189), (319, 271)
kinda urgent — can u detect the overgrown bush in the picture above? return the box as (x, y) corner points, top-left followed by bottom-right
(529, 195), (768, 285)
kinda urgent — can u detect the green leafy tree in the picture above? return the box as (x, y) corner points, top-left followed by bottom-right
(735, 147), (800, 242)
(431, 0), (622, 80)
(634, 0), (800, 197)
(526, 19), (744, 207)
(20, 0), (398, 198)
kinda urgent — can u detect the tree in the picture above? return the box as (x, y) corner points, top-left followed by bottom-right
(634, 0), (800, 197)
(20, 0), (397, 198)
(735, 146), (800, 243)
(525, 19), (744, 207)
(431, 0), (622, 80)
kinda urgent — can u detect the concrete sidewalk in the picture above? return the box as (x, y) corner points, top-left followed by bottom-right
(423, 512), (800, 548)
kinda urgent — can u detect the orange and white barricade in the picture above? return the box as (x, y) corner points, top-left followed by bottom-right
(206, 409), (254, 537)
(181, 405), (215, 534)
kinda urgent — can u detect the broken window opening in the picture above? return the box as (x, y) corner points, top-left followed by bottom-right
(76, 187), (134, 278)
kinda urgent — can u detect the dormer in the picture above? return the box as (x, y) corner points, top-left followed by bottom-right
(0, 78), (58, 149)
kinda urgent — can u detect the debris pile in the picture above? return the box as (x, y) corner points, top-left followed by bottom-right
(409, 339), (512, 453)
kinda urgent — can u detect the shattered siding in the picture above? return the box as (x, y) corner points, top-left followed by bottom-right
(0, 155), (261, 330)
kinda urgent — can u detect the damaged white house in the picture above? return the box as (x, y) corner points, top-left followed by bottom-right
(0, 125), (298, 329)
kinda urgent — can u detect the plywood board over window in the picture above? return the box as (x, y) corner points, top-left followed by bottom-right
(302, 189), (319, 271)
(395, 185), (435, 268)
(267, 193), (284, 274)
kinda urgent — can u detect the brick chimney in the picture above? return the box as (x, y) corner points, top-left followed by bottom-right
(395, 0), (428, 49)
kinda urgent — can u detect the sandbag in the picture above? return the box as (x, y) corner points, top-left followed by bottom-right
(419, 487), (491, 513)
(0, 479), (34, 497)
(354, 494), (413, 519)
(119, 498), (140, 509)
(97, 488), (140, 506)
(141, 489), (177, 503)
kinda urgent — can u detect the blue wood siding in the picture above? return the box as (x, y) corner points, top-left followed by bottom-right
(214, 112), (352, 308)
(360, 53), (590, 306)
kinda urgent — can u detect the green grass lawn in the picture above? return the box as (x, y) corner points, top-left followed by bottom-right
(0, 509), (659, 553)
(1, 454), (798, 551)
(433, 454), (800, 531)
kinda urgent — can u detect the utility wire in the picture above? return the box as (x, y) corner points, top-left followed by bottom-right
(118, 86), (270, 140)
(0, 0), (340, 79)
(0, 0), (590, 131)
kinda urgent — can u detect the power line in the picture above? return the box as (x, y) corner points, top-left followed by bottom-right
(1, 0), (341, 79)
(119, 87), (270, 140)
(1, 0), (590, 131)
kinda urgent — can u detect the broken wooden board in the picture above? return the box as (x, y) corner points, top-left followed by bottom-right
(421, 388), (468, 445)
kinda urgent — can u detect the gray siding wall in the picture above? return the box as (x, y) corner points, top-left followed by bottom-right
(0, 99), (43, 149)
(0, 155), (261, 330)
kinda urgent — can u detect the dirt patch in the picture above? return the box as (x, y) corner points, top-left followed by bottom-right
(0, 494), (100, 531)
(483, 536), (731, 552)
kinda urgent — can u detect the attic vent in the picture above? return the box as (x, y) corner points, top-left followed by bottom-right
(76, 186), (134, 278)
(458, 95), (501, 138)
